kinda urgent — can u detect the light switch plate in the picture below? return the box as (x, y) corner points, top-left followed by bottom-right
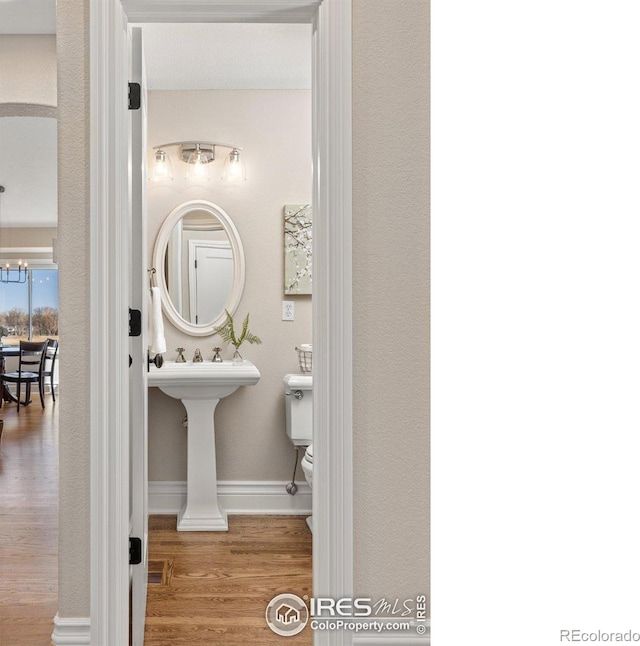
(282, 301), (295, 321)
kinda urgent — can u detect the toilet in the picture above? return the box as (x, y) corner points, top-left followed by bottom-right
(283, 373), (313, 446)
(284, 373), (313, 531)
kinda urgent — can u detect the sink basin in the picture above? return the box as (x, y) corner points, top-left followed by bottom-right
(148, 360), (260, 531)
(148, 359), (261, 398)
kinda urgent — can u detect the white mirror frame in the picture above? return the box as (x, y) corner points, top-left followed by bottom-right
(152, 199), (245, 336)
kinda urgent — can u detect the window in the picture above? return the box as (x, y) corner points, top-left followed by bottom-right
(0, 268), (59, 345)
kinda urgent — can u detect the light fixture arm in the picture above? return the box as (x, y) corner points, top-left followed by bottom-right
(152, 141), (242, 152)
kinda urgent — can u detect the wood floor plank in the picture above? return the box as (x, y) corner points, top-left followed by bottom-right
(0, 400), (58, 646)
(145, 514), (312, 645)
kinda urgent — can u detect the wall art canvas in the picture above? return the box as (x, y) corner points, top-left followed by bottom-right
(284, 203), (312, 294)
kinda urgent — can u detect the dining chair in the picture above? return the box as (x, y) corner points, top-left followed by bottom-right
(0, 341), (48, 411)
(43, 339), (59, 402)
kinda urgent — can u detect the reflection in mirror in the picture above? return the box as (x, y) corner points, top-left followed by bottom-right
(164, 209), (233, 326)
(153, 200), (245, 337)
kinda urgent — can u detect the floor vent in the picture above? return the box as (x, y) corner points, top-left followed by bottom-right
(147, 559), (173, 586)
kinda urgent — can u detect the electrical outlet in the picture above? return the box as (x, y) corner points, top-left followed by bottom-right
(282, 301), (295, 321)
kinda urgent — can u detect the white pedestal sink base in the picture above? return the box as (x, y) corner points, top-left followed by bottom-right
(177, 503), (228, 531)
(148, 360), (261, 533)
(177, 396), (229, 531)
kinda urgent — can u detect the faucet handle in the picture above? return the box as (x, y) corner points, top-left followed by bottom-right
(175, 347), (186, 363)
(212, 347), (223, 362)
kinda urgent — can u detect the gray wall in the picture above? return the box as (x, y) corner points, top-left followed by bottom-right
(147, 89), (312, 482)
(352, 0), (430, 608)
(56, 0), (430, 620)
(0, 35), (56, 106)
(57, 0), (91, 618)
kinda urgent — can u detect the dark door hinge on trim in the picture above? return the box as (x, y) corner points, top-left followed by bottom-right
(129, 537), (142, 565)
(129, 309), (142, 337)
(128, 82), (141, 110)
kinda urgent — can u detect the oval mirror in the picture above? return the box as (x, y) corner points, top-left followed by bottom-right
(152, 200), (245, 336)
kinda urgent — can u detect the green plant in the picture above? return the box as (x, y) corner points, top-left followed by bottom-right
(214, 310), (262, 349)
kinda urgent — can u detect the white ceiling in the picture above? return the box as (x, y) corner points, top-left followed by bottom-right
(0, 117), (57, 228)
(0, 0), (56, 34)
(138, 23), (312, 90)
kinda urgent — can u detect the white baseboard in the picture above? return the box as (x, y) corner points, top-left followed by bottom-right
(149, 480), (312, 515)
(51, 615), (91, 646)
(352, 624), (430, 645)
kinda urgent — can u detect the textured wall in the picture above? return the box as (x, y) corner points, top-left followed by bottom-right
(352, 0), (430, 609)
(0, 227), (58, 247)
(0, 35), (56, 106)
(56, 0), (90, 617)
(147, 90), (312, 482)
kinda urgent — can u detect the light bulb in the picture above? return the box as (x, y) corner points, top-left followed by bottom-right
(221, 149), (246, 183)
(150, 150), (173, 182)
(186, 145), (211, 182)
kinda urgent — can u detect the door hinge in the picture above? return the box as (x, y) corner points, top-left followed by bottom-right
(129, 537), (142, 565)
(129, 309), (142, 337)
(128, 82), (141, 110)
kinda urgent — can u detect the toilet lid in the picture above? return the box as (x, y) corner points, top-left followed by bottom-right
(304, 445), (313, 463)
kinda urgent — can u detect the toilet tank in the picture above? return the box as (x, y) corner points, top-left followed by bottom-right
(284, 374), (313, 445)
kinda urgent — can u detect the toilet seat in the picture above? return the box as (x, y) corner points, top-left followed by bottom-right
(304, 445), (313, 464)
(300, 445), (313, 533)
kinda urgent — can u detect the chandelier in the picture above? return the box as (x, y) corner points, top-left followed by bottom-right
(0, 186), (28, 284)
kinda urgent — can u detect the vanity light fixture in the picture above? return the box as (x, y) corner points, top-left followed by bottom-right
(0, 186), (28, 284)
(149, 142), (246, 184)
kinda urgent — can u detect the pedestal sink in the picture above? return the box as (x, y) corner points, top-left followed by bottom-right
(148, 360), (260, 531)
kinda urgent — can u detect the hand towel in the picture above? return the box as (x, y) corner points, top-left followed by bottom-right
(149, 286), (167, 354)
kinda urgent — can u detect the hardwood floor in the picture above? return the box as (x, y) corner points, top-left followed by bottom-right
(0, 399), (58, 646)
(145, 515), (312, 645)
(0, 401), (312, 645)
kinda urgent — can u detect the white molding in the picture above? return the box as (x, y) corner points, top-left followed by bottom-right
(51, 615), (91, 646)
(90, 0), (130, 645)
(0, 247), (54, 254)
(352, 627), (430, 646)
(312, 1), (353, 645)
(149, 480), (312, 514)
(122, 0), (321, 23)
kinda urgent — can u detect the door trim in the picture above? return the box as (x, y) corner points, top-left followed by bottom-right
(88, 1), (352, 645)
(89, 1), (130, 645)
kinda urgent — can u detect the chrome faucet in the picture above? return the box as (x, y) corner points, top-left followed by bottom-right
(212, 347), (223, 362)
(175, 347), (186, 363)
(193, 348), (203, 363)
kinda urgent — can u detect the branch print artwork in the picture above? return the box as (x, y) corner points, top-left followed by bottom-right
(284, 204), (312, 295)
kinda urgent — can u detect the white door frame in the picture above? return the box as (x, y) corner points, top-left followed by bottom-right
(89, 1), (352, 645)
